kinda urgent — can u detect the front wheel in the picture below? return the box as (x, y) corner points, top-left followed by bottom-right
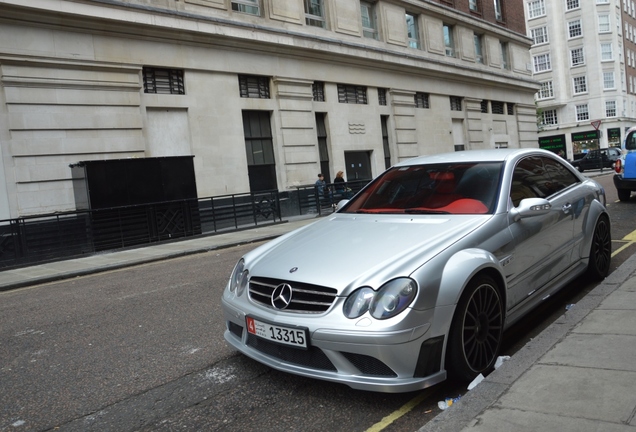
(617, 188), (631, 202)
(446, 274), (503, 382)
(588, 216), (611, 280)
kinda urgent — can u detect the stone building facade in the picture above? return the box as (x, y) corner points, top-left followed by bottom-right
(0, 0), (538, 218)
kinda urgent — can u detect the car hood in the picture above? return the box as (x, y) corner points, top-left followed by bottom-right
(245, 214), (490, 294)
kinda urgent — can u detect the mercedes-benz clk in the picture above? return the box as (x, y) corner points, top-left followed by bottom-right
(222, 148), (610, 393)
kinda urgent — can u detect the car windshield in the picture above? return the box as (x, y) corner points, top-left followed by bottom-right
(341, 162), (503, 215)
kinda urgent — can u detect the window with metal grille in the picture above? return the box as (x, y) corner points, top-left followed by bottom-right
(568, 20), (582, 38)
(450, 96), (462, 111)
(542, 109), (558, 125)
(507, 103), (515, 115)
(414, 92), (429, 109)
(305, 0), (326, 28)
(576, 104), (589, 122)
(538, 81), (553, 99)
(337, 84), (368, 104)
(239, 75), (270, 99)
(313, 81), (325, 102)
(570, 47), (585, 66)
(378, 88), (387, 106)
(142, 67), (185, 94)
(531, 26), (548, 45)
(573, 76), (587, 94)
(491, 101), (504, 114)
(481, 100), (489, 113)
(232, 0), (259, 15)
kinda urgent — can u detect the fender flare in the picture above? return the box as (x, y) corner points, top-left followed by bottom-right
(579, 201), (610, 260)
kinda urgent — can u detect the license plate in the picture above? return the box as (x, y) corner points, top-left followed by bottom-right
(246, 316), (308, 349)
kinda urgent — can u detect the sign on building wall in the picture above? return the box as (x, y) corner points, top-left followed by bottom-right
(538, 134), (566, 155)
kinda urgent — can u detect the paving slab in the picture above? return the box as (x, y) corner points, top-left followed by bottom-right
(494, 364), (636, 424)
(573, 309), (636, 335)
(539, 333), (636, 371)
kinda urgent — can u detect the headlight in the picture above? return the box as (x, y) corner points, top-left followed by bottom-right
(343, 287), (374, 318)
(228, 259), (249, 295)
(343, 278), (417, 320)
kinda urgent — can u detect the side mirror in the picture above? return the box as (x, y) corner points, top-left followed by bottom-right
(510, 198), (551, 222)
(335, 199), (349, 211)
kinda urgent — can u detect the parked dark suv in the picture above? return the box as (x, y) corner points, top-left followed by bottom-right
(571, 147), (622, 172)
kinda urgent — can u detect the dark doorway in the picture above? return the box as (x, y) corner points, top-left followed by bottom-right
(316, 113), (331, 183)
(345, 151), (372, 181)
(242, 110), (278, 192)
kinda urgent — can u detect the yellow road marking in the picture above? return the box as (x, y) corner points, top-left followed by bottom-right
(612, 229), (636, 257)
(365, 389), (435, 432)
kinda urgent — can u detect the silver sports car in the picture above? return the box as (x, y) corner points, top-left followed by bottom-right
(221, 148), (611, 393)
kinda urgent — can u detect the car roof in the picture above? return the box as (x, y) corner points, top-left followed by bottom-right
(393, 148), (556, 167)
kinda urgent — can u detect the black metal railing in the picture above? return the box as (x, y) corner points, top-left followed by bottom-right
(0, 190), (282, 270)
(295, 180), (369, 216)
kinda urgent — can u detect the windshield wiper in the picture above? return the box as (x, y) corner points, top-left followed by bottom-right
(404, 208), (450, 214)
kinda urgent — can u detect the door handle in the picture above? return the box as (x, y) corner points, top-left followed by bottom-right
(562, 203), (572, 214)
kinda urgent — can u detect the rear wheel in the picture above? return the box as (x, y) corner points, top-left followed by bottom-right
(617, 188), (631, 202)
(588, 215), (611, 280)
(446, 274), (503, 382)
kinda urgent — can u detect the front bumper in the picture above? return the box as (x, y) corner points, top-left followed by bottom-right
(221, 297), (448, 393)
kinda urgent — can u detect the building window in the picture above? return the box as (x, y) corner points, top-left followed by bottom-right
(361, 2), (378, 40)
(576, 104), (589, 121)
(239, 75), (270, 98)
(242, 110), (277, 192)
(469, 0), (480, 12)
(501, 42), (509, 70)
(481, 100), (489, 113)
(573, 76), (587, 94)
(507, 103), (515, 115)
(606, 100), (617, 117)
(414, 92), (430, 108)
(305, 0), (326, 28)
(231, 0), (260, 15)
(541, 109), (558, 126)
(527, 0), (545, 19)
(604, 72), (615, 89)
(474, 34), (484, 63)
(406, 13), (420, 49)
(531, 26), (549, 45)
(443, 24), (455, 57)
(537, 81), (554, 100)
(568, 20), (582, 38)
(313, 81), (325, 102)
(599, 14), (610, 32)
(494, 0), (503, 20)
(571, 47), (585, 66)
(337, 84), (368, 104)
(533, 53), (552, 72)
(378, 88), (387, 106)
(142, 67), (185, 94)
(566, 0), (580, 10)
(491, 101), (504, 114)
(601, 43), (613, 61)
(450, 96), (463, 111)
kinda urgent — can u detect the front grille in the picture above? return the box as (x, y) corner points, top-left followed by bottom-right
(249, 277), (338, 313)
(342, 352), (397, 377)
(246, 334), (337, 371)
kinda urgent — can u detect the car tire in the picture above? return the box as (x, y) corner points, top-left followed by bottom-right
(578, 166), (584, 172)
(617, 188), (631, 202)
(446, 274), (503, 382)
(587, 215), (611, 281)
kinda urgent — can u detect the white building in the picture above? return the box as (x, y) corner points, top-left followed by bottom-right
(0, 0), (538, 219)
(529, 0), (636, 158)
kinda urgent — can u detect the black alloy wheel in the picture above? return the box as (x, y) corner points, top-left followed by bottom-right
(447, 274), (503, 382)
(588, 215), (611, 280)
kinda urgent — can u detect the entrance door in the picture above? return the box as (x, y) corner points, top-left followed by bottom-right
(345, 151), (372, 181)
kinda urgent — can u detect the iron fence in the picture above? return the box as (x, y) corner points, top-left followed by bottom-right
(0, 190), (281, 269)
(295, 180), (369, 216)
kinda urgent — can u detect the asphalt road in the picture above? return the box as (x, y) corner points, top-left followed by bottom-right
(2, 171), (635, 432)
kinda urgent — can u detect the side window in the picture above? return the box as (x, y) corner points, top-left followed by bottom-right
(510, 157), (544, 207)
(541, 156), (579, 194)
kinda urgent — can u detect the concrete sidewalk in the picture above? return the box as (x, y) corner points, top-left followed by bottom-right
(420, 253), (636, 432)
(0, 216), (320, 292)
